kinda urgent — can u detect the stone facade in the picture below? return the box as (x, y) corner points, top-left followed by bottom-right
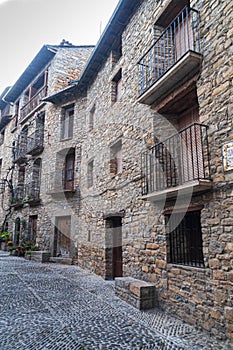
(0, 0), (232, 343)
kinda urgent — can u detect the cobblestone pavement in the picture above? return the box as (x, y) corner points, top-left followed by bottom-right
(0, 251), (231, 350)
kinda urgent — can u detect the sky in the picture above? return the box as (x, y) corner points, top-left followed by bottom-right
(0, 0), (119, 94)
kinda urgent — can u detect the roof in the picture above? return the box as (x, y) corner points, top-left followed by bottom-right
(0, 86), (11, 109)
(45, 0), (143, 103)
(3, 43), (93, 103)
(3, 45), (57, 103)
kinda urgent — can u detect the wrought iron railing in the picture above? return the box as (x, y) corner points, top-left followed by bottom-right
(11, 184), (40, 205)
(20, 85), (47, 120)
(13, 141), (27, 162)
(138, 6), (200, 96)
(23, 184), (40, 202)
(141, 123), (211, 195)
(11, 185), (24, 205)
(26, 129), (44, 155)
(46, 170), (75, 193)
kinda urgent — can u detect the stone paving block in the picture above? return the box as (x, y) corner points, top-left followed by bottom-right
(0, 253), (231, 350)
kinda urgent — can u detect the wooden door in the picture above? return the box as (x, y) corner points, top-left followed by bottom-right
(175, 11), (193, 60)
(111, 217), (123, 278)
(29, 215), (37, 244)
(55, 216), (71, 257)
(178, 107), (203, 183)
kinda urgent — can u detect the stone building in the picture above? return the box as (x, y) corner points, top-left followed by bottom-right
(0, 42), (94, 250)
(0, 0), (232, 343)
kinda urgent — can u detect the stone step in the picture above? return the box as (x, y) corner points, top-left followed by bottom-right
(49, 257), (73, 265)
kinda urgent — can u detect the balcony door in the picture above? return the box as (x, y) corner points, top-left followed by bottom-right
(178, 107), (204, 183)
(174, 9), (194, 60)
(64, 152), (75, 191)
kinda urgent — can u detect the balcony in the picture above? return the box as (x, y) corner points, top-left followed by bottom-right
(26, 130), (44, 155)
(13, 141), (27, 163)
(23, 184), (40, 205)
(20, 85), (47, 121)
(11, 184), (40, 207)
(11, 185), (24, 207)
(141, 123), (212, 201)
(46, 170), (76, 196)
(138, 7), (202, 106)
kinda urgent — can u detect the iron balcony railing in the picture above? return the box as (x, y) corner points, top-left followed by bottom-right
(13, 140), (27, 163)
(46, 170), (75, 194)
(20, 85), (47, 120)
(23, 184), (40, 202)
(141, 123), (211, 195)
(26, 129), (44, 155)
(11, 184), (40, 205)
(11, 185), (24, 205)
(138, 6), (200, 96)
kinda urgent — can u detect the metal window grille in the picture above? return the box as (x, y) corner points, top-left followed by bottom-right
(167, 210), (204, 267)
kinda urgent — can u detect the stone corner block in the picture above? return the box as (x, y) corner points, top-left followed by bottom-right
(115, 276), (157, 310)
(31, 251), (51, 263)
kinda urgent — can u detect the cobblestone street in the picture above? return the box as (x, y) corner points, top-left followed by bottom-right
(0, 251), (231, 350)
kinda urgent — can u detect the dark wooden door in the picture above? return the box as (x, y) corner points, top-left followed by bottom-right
(29, 215), (37, 244)
(111, 217), (122, 278)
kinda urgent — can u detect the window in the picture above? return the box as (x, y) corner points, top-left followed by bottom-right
(110, 140), (122, 176)
(87, 160), (94, 188)
(14, 166), (25, 201)
(18, 166), (25, 186)
(111, 36), (122, 66)
(0, 130), (4, 145)
(64, 150), (75, 191)
(89, 105), (95, 131)
(166, 210), (204, 267)
(61, 104), (74, 140)
(12, 100), (19, 130)
(112, 69), (122, 103)
(29, 159), (41, 199)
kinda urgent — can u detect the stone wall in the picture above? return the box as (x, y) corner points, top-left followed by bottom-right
(76, 0), (232, 342)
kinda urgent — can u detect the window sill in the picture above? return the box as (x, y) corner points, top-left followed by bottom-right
(60, 137), (73, 142)
(11, 126), (17, 133)
(167, 263), (206, 271)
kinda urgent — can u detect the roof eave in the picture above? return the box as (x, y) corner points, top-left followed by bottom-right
(4, 45), (57, 103)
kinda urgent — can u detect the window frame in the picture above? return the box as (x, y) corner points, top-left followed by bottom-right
(112, 69), (122, 103)
(60, 104), (74, 140)
(110, 140), (123, 176)
(87, 160), (94, 188)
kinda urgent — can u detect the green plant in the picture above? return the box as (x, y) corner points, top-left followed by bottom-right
(0, 231), (11, 241)
(8, 246), (18, 252)
(31, 245), (40, 251)
(26, 250), (31, 255)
